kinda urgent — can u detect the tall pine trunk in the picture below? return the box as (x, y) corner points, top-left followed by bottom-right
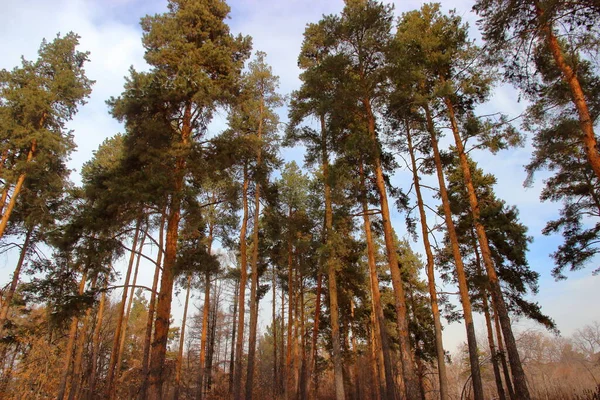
(272, 264), (278, 397)
(140, 211), (166, 400)
(57, 271), (87, 400)
(197, 230), (214, 400)
(68, 275), (98, 400)
(233, 164), (250, 400)
(228, 275), (239, 394)
(368, 313), (383, 400)
(0, 140), (36, 240)
(321, 114), (346, 400)
(174, 274), (192, 400)
(0, 225), (33, 335)
(405, 123), (449, 399)
(359, 160), (395, 400)
(424, 103), (484, 399)
(148, 102), (192, 399)
(308, 272), (322, 399)
(115, 227), (147, 384)
(534, 1), (600, 181)
(363, 98), (420, 399)
(245, 109), (263, 398)
(495, 307), (515, 399)
(285, 231), (296, 399)
(106, 220), (141, 398)
(88, 279), (107, 399)
(444, 96), (530, 400)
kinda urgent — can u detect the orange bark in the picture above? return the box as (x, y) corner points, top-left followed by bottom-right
(0, 140), (36, 239)
(425, 102), (484, 399)
(445, 96), (529, 400)
(406, 123), (449, 399)
(233, 164), (250, 400)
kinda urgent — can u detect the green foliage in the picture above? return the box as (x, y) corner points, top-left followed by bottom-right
(437, 155), (555, 331)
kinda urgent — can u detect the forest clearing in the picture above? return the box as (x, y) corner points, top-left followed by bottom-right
(1, 0), (599, 399)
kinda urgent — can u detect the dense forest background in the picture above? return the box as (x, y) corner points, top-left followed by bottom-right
(1, 0), (599, 399)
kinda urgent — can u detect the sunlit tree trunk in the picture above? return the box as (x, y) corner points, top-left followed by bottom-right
(88, 279), (107, 399)
(228, 275), (239, 394)
(57, 271), (87, 400)
(406, 122), (449, 399)
(0, 184), (9, 216)
(272, 264), (278, 397)
(148, 102), (192, 399)
(115, 227), (147, 384)
(321, 114), (346, 400)
(308, 272), (322, 399)
(444, 96), (530, 400)
(245, 103), (263, 398)
(0, 139), (36, 240)
(140, 211), (166, 400)
(363, 98), (420, 399)
(359, 160), (395, 400)
(68, 275), (98, 400)
(495, 308), (515, 399)
(206, 282), (219, 392)
(107, 219), (142, 399)
(285, 234), (296, 400)
(299, 276), (308, 400)
(424, 102), (484, 399)
(198, 228), (214, 400)
(174, 274), (192, 400)
(369, 316), (382, 400)
(533, 1), (600, 181)
(0, 225), (33, 336)
(233, 163), (250, 400)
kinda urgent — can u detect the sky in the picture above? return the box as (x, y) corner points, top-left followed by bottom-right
(1, 0), (598, 354)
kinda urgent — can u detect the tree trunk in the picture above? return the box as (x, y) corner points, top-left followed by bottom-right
(206, 283), (219, 391)
(174, 274), (192, 400)
(57, 271), (88, 400)
(106, 219), (142, 399)
(140, 211), (166, 400)
(405, 123), (449, 399)
(483, 291), (506, 400)
(68, 275), (98, 400)
(245, 96), (264, 400)
(322, 113), (346, 400)
(148, 102), (192, 400)
(444, 96), (530, 400)
(88, 279), (107, 399)
(285, 232), (296, 400)
(424, 102), (484, 400)
(350, 300), (360, 400)
(0, 184), (9, 217)
(299, 276), (308, 400)
(115, 227), (147, 385)
(370, 308), (385, 400)
(228, 275), (239, 394)
(233, 163), (250, 400)
(198, 230), (214, 400)
(363, 98), (420, 400)
(534, 2), (600, 181)
(308, 272), (322, 399)
(359, 161), (395, 400)
(470, 229), (507, 400)
(272, 264), (278, 397)
(0, 225), (33, 336)
(280, 281), (286, 394)
(0, 140), (36, 240)
(495, 308), (515, 399)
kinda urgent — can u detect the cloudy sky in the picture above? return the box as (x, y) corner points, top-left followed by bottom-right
(1, 0), (598, 352)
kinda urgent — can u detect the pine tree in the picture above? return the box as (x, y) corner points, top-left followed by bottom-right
(108, 1), (251, 397)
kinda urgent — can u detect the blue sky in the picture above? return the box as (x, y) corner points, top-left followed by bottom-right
(1, 0), (598, 352)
